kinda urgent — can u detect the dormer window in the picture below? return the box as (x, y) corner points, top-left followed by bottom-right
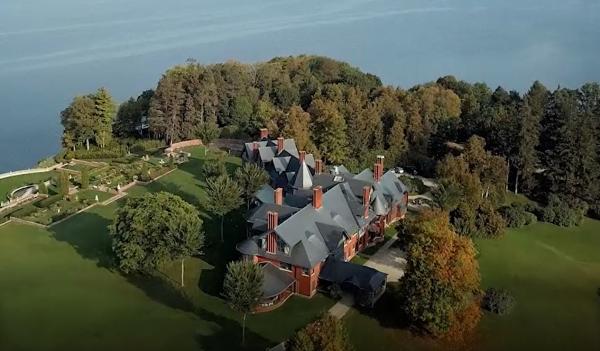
(277, 237), (290, 255)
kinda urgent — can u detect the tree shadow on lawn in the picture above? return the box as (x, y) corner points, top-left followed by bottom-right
(48, 210), (114, 269)
(193, 306), (272, 351)
(125, 270), (271, 350)
(143, 180), (200, 207)
(197, 207), (247, 297)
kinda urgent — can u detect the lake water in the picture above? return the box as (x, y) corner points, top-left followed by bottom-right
(1, 0), (599, 172)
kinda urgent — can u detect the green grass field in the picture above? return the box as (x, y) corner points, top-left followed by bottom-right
(0, 146), (334, 351)
(344, 219), (600, 351)
(0, 171), (56, 200)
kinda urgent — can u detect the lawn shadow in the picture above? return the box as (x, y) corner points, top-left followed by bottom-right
(143, 180), (199, 206)
(124, 269), (271, 350)
(48, 210), (114, 269)
(198, 208), (246, 297)
(193, 305), (272, 351)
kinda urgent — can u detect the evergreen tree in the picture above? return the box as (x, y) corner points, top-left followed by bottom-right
(80, 167), (90, 189)
(58, 172), (70, 197)
(37, 182), (48, 195)
(92, 88), (117, 148)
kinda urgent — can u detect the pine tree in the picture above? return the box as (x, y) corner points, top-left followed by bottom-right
(92, 88), (117, 148)
(80, 167), (90, 189)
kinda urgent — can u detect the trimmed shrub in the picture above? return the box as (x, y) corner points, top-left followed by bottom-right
(36, 195), (62, 208)
(11, 205), (38, 218)
(38, 182), (48, 195)
(482, 288), (515, 316)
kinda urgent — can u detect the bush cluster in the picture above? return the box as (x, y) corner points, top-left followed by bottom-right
(482, 288), (515, 316)
(64, 144), (126, 160)
(36, 195), (62, 208)
(541, 194), (587, 227)
(129, 139), (164, 154)
(498, 204), (536, 228)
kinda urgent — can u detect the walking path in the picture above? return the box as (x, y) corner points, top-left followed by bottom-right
(328, 237), (406, 319)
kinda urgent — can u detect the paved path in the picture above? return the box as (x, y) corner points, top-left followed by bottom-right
(364, 238), (406, 282)
(328, 292), (355, 319)
(328, 238), (406, 319)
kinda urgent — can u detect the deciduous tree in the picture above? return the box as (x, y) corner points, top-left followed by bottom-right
(110, 192), (204, 287)
(205, 175), (243, 242)
(222, 260), (263, 345)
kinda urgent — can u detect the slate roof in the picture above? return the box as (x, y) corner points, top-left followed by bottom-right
(261, 262), (295, 298)
(320, 258), (387, 292)
(247, 203), (300, 232)
(241, 138), (409, 271)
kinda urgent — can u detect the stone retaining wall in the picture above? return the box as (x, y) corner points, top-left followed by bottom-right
(165, 140), (203, 154)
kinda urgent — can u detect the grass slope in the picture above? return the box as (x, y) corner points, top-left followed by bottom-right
(0, 171), (56, 200)
(344, 219), (600, 351)
(0, 147), (334, 351)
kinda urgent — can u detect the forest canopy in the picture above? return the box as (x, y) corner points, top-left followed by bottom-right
(60, 55), (600, 222)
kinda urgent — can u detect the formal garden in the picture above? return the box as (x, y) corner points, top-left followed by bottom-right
(0, 150), (180, 226)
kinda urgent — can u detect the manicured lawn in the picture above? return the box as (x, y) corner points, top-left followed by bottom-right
(344, 219), (600, 351)
(0, 171), (56, 200)
(0, 146), (334, 351)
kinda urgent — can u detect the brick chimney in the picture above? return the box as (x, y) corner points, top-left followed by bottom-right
(376, 155), (385, 166)
(312, 186), (323, 209)
(315, 159), (323, 175)
(260, 128), (269, 140)
(266, 211), (279, 254)
(277, 137), (284, 154)
(267, 211), (279, 231)
(274, 188), (283, 205)
(374, 163), (382, 183)
(362, 186), (371, 218)
(299, 150), (306, 163)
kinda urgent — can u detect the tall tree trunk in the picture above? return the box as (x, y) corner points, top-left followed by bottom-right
(506, 159), (510, 192)
(242, 313), (247, 346)
(86, 138), (90, 151)
(514, 170), (520, 194)
(180, 258), (185, 287)
(221, 215), (224, 242)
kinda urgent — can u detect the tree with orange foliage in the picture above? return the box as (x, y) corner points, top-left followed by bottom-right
(396, 209), (481, 339)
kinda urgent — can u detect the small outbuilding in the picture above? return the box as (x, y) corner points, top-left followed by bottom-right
(319, 258), (387, 307)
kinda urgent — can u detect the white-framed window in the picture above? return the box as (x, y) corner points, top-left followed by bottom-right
(280, 262), (292, 271)
(302, 268), (310, 276)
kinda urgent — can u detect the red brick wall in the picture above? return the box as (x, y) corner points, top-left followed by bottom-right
(344, 234), (358, 261)
(294, 262), (322, 297)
